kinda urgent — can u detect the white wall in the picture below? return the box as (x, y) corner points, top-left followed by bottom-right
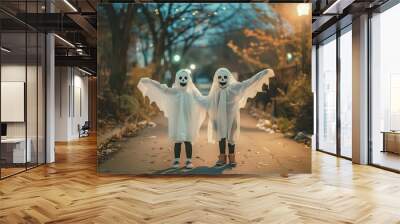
(55, 67), (89, 141)
(72, 73), (89, 138)
(55, 67), (69, 141)
(1, 63), (46, 164)
(1, 65), (40, 138)
(1, 65), (26, 130)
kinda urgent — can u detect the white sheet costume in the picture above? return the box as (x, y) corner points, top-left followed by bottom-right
(207, 68), (275, 144)
(138, 69), (207, 143)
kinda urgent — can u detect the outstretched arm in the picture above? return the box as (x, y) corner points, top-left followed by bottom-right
(236, 69), (274, 93)
(232, 69), (275, 108)
(192, 88), (209, 109)
(138, 77), (176, 95)
(137, 77), (177, 118)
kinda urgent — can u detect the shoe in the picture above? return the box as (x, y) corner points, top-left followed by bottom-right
(172, 160), (180, 168)
(228, 153), (237, 167)
(185, 160), (193, 169)
(215, 154), (227, 166)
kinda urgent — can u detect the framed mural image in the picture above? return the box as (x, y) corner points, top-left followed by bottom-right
(97, 3), (312, 175)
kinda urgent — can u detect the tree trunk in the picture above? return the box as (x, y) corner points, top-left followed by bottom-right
(152, 30), (167, 81)
(105, 4), (135, 95)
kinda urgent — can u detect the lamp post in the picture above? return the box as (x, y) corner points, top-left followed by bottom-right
(297, 4), (310, 16)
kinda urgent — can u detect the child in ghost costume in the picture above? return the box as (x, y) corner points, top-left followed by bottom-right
(207, 67), (275, 167)
(138, 69), (207, 169)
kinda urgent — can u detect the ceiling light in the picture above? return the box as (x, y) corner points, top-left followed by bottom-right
(78, 67), (93, 76)
(54, 34), (75, 48)
(1, 47), (11, 53)
(63, 0), (78, 12)
(323, 0), (341, 14)
(322, 0), (354, 15)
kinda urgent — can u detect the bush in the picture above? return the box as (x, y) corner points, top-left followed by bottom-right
(273, 73), (313, 135)
(276, 117), (294, 134)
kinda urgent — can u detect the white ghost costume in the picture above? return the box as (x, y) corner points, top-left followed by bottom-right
(207, 68), (275, 144)
(138, 69), (207, 143)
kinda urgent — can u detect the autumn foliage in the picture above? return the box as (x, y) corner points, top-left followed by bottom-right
(228, 4), (313, 135)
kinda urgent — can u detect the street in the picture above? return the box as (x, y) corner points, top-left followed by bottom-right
(98, 111), (311, 175)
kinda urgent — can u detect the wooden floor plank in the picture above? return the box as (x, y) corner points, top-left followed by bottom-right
(0, 136), (399, 223)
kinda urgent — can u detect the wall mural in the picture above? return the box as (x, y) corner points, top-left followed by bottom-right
(97, 3), (312, 175)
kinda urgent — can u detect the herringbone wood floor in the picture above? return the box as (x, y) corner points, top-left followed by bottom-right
(1, 136), (400, 224)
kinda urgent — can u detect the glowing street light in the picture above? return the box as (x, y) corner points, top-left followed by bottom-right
(189, 64), (196, 70)
(297, 4), (310, 16)
(173, 54), (181, 62)
(287, 52), (293, 61)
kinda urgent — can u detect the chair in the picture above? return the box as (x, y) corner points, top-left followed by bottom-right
(79, 121), (90, 138)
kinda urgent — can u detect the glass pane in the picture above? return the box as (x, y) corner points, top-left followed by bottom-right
(38, 32), (45, 165)
(0, 1), (46, 178)
(1, 30), (27, 177)
(27, 31), (38, 169)
(318, 37), (337, 154)
(371, 4), (400, 171)
(312, 45), (317, 150)
(340, 29), (352, 158)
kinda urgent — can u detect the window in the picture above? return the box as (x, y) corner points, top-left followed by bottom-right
(339, 28), (352, 158)
(0, 1), (47, 179)
(317, 36), (337, 154)
(370, 3), (400, 171)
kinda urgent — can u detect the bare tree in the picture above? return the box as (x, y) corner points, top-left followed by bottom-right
(103, 4), (136, 95)
(139, 3), (240, 80)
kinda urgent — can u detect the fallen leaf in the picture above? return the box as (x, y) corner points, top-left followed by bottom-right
(280, 173), (289, 178)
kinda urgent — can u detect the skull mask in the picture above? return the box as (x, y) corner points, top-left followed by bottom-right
(215, 68), (231, 89)
(176, 69), (190, 87)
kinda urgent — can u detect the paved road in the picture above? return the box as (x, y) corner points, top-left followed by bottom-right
(98, 111), (311, 175)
